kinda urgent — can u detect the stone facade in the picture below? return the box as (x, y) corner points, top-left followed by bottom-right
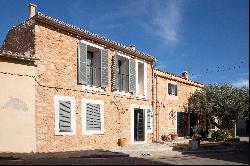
(1, 19), (35, 55)
(0, 10), (204, 153)
(33, 22), (154, 152)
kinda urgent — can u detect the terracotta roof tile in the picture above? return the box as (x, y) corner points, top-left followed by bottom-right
(0, 49), (39, 61)
(35, 12), (156, 61)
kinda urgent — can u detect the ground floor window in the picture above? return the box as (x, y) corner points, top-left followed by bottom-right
(54, 95), (76, 135)
(82, 99), (104, 135)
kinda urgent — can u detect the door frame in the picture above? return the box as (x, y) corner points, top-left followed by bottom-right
(130, 104), (151, 145)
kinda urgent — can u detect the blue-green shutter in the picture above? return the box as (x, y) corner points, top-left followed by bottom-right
(78, 42), (87, 85)
(147, 109), (151, 130)
(175, 85), (178, 96)
(86, 103), (101, 130)
(114, 53), (119, 91)
(59, 101), (71, 132)
(168, 83), (171, 95)
(101, 49), (109, 88)
(129, 58), (136, 93)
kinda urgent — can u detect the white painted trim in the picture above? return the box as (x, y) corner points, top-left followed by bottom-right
(130, 104), (150, 145)
(79, 40), (104, 50)
(81, 85), (105, 92)
(116, 51), (131, 59)
(114, 91), (132, 96)
(135, 59), (147, 99)
(54, 95), (76, 136)
(82, 99), (105, 135)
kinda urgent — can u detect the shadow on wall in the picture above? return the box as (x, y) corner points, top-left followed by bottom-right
(0, 149), (166, 165)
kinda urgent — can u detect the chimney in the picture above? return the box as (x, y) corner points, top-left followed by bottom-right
(130, 44), (136, 50)
(182, 71), (189, 80)
(28, 3), (37, 18)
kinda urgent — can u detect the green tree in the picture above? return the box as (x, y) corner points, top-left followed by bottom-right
(188, 83), (249, 130)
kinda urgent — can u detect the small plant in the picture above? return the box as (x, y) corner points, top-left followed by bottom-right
(211, 130), (232, 141)
(161, 134), (171, 141)
(192, 133), (202, 141)
(170, 132), (178, 141)
(170, 132), (178, 136)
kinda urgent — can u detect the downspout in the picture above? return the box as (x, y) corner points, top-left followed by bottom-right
(151, 60), (156, 142)
(155, 76), (159, 141)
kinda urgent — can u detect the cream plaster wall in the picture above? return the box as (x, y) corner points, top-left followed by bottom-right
(0, 58), (36, 152)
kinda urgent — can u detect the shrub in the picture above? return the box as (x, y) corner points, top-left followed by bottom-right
(211, 130), (232, 141)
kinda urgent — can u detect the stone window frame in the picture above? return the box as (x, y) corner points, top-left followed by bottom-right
(82, 98), (105, 135)
(54, 95), (76, 136)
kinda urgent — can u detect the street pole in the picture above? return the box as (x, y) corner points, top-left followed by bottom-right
(234, 121), (237, 138)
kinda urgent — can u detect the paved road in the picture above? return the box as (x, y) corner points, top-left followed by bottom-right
(0, 156), (166, 165)
(0, 141), (248, 165)
(145, 151), (249, 165)
(0, 150), (248, 165)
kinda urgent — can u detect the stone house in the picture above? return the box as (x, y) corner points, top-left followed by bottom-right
(0, 4), (203, 153)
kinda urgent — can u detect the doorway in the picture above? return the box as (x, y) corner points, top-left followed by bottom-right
(134, 108), (145, 142)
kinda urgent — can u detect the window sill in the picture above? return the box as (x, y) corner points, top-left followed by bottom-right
(82, 130), (104, 135)
(82, 85), (105, 92)
(132, 141), (147, 145)
(114, 91), (132, 97)
(167, 95), (178, 100)
(136, 94), (147, 100)
(55, 131), (76, 136)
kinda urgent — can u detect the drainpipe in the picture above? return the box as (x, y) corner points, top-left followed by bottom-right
(151, 60), (156, 142)
(155, 76), (159, 141)
(158, 101), (160, 141)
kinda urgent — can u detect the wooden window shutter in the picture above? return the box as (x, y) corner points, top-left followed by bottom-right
(113, 53), (119, 91)
(59, 101), (71, 132)
(86, 103), (101, 130)
(175, 85), (178, 96)
(129, 58), (136, 93)
(147, 109), (151, 130)
(101, 49), (109, 87)
(168, 83), (171, 95)
(78, 42), (88, 85)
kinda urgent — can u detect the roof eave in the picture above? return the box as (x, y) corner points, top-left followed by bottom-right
(34, 13), (155, 62)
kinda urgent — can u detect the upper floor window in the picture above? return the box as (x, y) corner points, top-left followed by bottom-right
(117, 57), (129, 92)
(114, 53), (135, 93)
(78, 40), (109, 88)
(137, 61), (147, 97)
(168, 83), (178, 96)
